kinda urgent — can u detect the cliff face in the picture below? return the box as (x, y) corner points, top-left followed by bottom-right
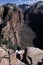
(24, 1), (43, 21)
(0, 3), (35, 49)
(24, 1), (43, 50)
(0, 3), (24, 48)
(0, 1), (43, 49)
(18, 4), (31, 12)
(0, 2), (43, 65)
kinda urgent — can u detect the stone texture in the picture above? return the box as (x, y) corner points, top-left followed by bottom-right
(0, 5), (4, 24)
(10, 53), (26, 65)
(24, 1), (43, 49)
(0, 2), (43, 65)
(0, 47), (26, 65)
(26, 47), (43, 65)
(0, 4), (24, 47)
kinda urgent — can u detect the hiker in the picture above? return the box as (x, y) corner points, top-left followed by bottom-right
(15, 46), (22, 60)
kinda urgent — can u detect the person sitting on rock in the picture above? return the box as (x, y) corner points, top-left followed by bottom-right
(15, 46), (22, 60)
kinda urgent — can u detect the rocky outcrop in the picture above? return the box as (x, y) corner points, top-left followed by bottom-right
(0, 3), (24, 48)
(24, 1), (43, 49)
(0, 47), (26, 65)
(26, 47), (43, 65)
(24, 1), (43, 21)
(21, 47), (43, 65)
(0, 46), (43, 65)
(0, 3), (35, 49)
(18, 4), (31, 12)
(0, 5), (4, 25)
(0, 2), (43, 49)
(27, 47), (43, 56)
(0, 2), (43, 65)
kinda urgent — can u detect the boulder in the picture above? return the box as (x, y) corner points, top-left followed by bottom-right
(0, 46), (26, 65)
(27, 47), (43, 65)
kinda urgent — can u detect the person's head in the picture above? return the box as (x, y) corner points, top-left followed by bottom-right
(16, 46), (21, 51)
